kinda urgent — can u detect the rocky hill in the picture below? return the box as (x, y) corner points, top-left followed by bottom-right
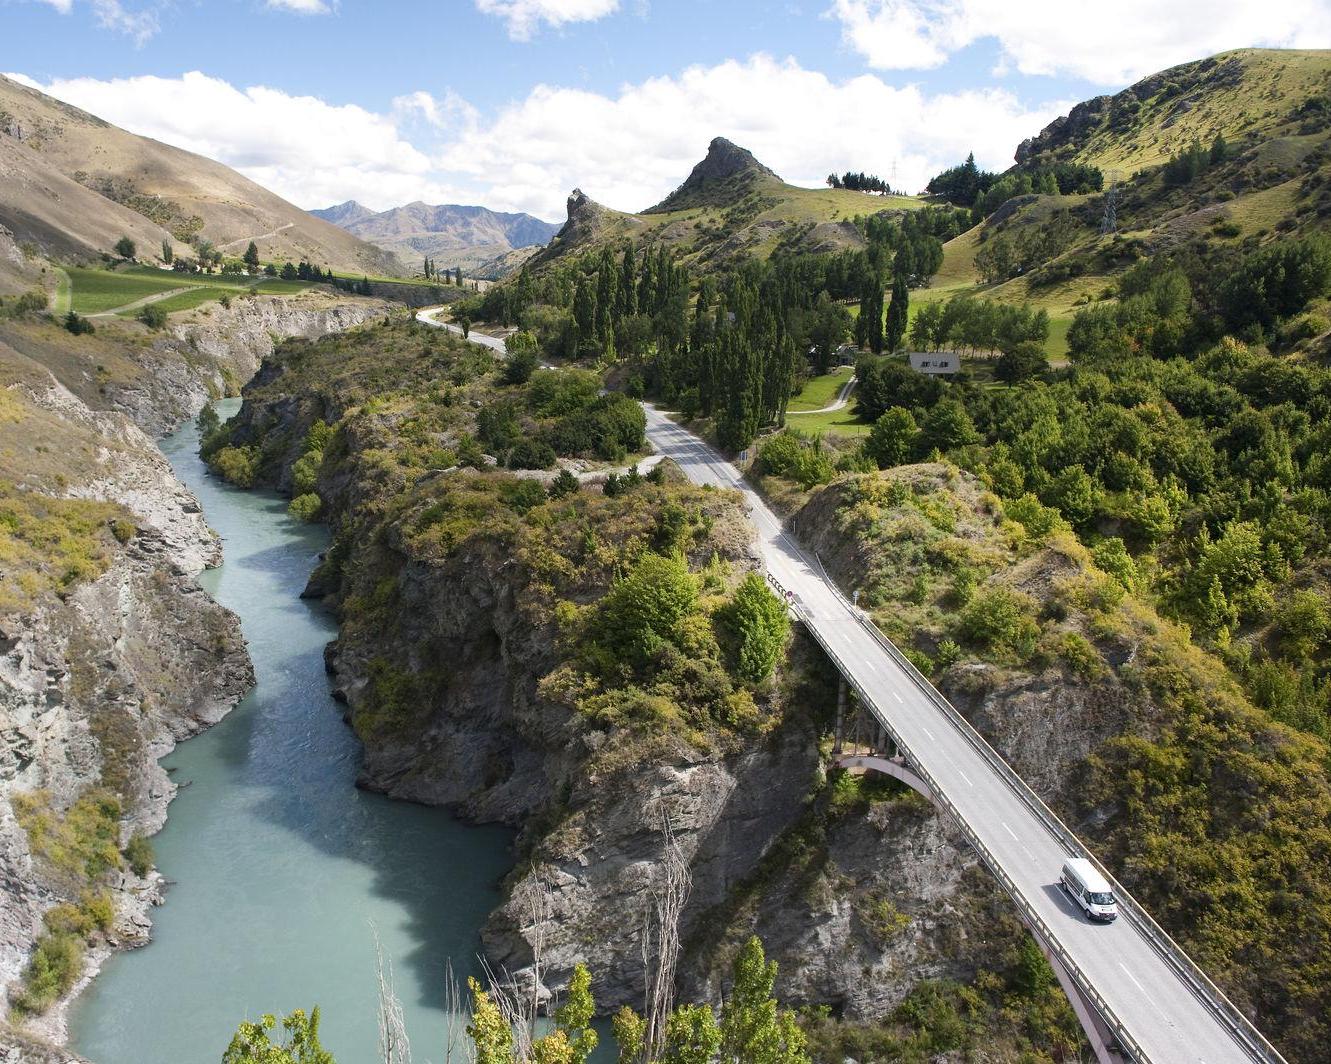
(312, 199), (560, 275)
(0, 75), (402, 275)
(533, 136), (924, 273)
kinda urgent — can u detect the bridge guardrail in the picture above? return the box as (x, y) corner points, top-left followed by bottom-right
(771, 564), (1286, 1064)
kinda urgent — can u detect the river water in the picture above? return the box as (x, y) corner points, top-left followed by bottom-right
(69, 400), (515, 1064)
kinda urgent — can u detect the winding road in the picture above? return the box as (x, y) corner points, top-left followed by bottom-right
(416, 305), (1285, 1064)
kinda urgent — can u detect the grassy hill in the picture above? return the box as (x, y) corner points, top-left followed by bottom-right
(534, 137), (926, 273)
(0, 75), (403, 276)
(922, 48), (1331, 351)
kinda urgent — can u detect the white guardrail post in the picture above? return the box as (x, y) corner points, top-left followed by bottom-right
(768, 558), (1287, 1064)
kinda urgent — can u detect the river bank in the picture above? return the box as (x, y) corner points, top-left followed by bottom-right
(65, 402), (514, 1063)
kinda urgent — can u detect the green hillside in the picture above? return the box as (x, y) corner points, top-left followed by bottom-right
(535, 137), (925, 273)
(925, 48), (1331, 341)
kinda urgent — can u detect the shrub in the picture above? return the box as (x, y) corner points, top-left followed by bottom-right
(211, 446), (260, 487)
(110, 519), (136, 544)
(139, 303), (168, 329)
(64, 311), (95, 335)
(865, 408), (919, 468)
(593, 553), (698, 671)
(288, 493), (323, 522)
(958, 586), (1039, 659)
(123, 831), (154, 877)
(508, 439), (557, 470)
(548, 468), (580, 499)
(720, 572), (790, 684)
(1092, 537), (1137, 590)
(10, 932), (84, 1015)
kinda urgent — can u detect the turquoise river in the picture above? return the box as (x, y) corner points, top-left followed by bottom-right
(69, 400), (515, 1063)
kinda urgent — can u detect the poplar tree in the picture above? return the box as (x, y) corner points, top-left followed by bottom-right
(885, 274), (909, 352)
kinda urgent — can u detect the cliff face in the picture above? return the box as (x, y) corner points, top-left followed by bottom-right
(0, 340), (253, 1048)
(0, 290), (391, 439)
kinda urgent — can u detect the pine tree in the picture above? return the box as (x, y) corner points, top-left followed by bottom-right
(243, 241), (260, 271)
(161, 239), (173, 265)
(619, 244), (638, 319)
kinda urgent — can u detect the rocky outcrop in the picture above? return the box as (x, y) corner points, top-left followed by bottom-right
(14, 369), (220, 573)
(646, 137), (778, 214)
(118, 292), (391, 436)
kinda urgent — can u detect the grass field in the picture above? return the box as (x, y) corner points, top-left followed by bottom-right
(51, 269), (71, 315)
(788, 366), (854, 411)
(784, 405), (872, 436)
(67, 266), (310, 315)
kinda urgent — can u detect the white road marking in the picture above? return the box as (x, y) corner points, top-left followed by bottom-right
(957, 768), (974, 787)
(1119, 963), (1147, 995)
(921, 726), (936, 741)
(892, 690), (903, 704)
(1002, 821), (1019, 841)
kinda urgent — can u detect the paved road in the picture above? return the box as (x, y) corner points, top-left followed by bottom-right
(787, 372), (857, 415)
(415, 304), (1277, 1064)
(640, 405), (1272, 1064)
(416, 306), (508, 352)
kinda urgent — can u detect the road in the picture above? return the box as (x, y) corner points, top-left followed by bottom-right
(415, 305), (1278, 1064)
(416, 306), (508, 352)
(787, 373), (857, 415)
(640, 406), (1273, 1064)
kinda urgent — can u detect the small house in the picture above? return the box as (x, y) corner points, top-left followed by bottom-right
(908, 352), (959, 375)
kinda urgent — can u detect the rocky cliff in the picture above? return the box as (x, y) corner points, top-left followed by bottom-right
(0, 289), (392, 439)
(0, 333), (254, 1051)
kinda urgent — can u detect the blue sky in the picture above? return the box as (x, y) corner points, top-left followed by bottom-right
(5, 0), (1330, 218)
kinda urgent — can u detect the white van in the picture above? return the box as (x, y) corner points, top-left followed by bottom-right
(1061, 858), (1118, 922)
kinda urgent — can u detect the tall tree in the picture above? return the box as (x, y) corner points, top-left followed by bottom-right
(244, 241), (261, 271)
(885, 274), (909, 352)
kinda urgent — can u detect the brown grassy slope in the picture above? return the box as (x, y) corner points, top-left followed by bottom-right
(0, 134), (179, 264)
(0, 75), (402, 275)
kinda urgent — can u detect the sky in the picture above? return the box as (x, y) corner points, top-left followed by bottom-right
(3, 0), (1330, 221)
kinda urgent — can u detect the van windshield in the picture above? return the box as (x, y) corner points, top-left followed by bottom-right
(1088, 891), (1115, 906)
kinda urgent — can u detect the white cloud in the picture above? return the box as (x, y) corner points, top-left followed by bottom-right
(17, 71), (464, 211)
(829, 0), (1331, 84)
(16, 57), (1064, 219)
(265, 0), (332, 13)
(474, 0), (620, 40)
(435, 54), (1065, 215)
(20, 0), (159, 41)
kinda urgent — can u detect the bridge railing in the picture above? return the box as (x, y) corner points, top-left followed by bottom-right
(769, 566), (1287, 1064)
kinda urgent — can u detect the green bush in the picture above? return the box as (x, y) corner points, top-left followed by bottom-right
(1092, 537), (1137, 590)
(958, 586), (1039, 660)
(593, 553), (698, 671)
(123, 833), (155, 877)
(211, 446), (260, 487)
(139, 303), (168, 329)
(288, 493), (323, 522)
(720, 572), (790, 684)
(10, 932), (84, 1015)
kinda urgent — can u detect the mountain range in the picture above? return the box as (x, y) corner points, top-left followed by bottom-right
(311, 200), (561, 277)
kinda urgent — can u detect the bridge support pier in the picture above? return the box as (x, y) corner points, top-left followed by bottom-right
(1035, 938), (1127, 1064)
(833, 677), (847, 755)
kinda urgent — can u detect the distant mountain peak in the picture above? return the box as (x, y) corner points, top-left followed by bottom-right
(310, 200), (377, 227)
(645, 137), (779, 214)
